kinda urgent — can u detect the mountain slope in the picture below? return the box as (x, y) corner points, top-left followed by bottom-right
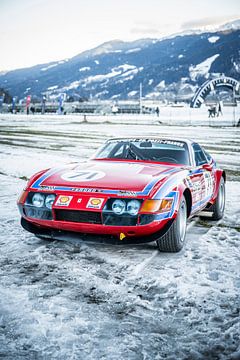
(0, 24), (239, 101)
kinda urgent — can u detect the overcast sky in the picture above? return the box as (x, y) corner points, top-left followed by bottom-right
(0, 0), (239, 71)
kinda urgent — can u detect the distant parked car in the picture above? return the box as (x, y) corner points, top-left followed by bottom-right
(18, 137), (225, 252)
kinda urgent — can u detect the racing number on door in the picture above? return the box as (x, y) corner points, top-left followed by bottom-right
(204, 171), (214, 198)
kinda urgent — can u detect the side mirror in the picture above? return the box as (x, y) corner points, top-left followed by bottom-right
(202, 163), (212, 171)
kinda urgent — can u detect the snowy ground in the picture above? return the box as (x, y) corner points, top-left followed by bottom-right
(0, 114), (239, 359)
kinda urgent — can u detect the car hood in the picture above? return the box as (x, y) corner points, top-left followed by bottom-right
(32, 160), (183, 194)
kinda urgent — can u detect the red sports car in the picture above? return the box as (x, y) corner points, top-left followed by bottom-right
(18, 138), (226, 252)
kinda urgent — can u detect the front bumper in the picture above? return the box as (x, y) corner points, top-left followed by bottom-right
(20, 217), (174, 244)
(18, 191), (176, 243)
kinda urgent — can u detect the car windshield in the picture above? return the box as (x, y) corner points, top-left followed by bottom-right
(94, 139), (190, 165)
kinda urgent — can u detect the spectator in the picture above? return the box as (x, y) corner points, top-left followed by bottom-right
(217, 102), (223, 117)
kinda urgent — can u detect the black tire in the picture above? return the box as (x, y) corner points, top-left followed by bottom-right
(211, 177), (225, 220)
(156, 197), (187, 252)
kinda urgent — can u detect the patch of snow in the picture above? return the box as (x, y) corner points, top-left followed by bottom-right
(35, 79), (38, 82)
(84, 68), (122, 84)
(218, 19), (240, 32)
(120, 67), (143, 78)
(156, 80), (165, 88)
(111, 94), (120, 99)
(79, 67), (91, 72)
(115, 75), (134, 84)
(189, 54), (220, 81)
(181, 77), (189, 82)
(116, 64), (136, 72)
(61, 80), (81, 91)
(24, 87), (31, 94)
(47, 85), (58, 91)
(125, 48), (141, 54)
(128, 90), (138, 97)
(178, 54), (184, 59)
(0, 122), (239, 360)
(145, 91), (160, 98)
(41, 63), (59, 72)
(208, 36), (220, 43)
(91, 42), (122, 56)
(95, 90), (109, 98)
(95, 60), (99, 65)
(233, 61), (240, 74)
(148, 79), (153, 85)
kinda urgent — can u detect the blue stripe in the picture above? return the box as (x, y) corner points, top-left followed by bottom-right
(31, 167), (64, 189)
(153, 171), (186, 199)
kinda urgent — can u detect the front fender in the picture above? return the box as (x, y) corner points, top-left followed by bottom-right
(151, 171), (191, 218)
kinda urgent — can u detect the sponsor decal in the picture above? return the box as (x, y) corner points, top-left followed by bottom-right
(61, 170), (105, 182)
(117, 190), (137, 196)
(40, 185), (56, 191)
(77, 198), (82, 204)
(86, 197), (104, 209)
(109, 139), (185, 147)
(55, 195), (73, 207)
(204, 171), (214, 198)
(71, 188), (103, 193)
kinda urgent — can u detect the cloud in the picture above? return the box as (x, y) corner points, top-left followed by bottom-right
(130, 27), (162, 35)
(130, 21), (171, 36)
(181, 15), (240, 30)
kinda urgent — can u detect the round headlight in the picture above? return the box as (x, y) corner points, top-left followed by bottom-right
(127, 200), (141, 216)
(112, 199), (126, 215)
(32, 193), (45, 207)
(45, 194), (56, 209)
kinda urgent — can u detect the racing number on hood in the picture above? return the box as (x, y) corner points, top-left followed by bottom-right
(61, 170), (105, 182)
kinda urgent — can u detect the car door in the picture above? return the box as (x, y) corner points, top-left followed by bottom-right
(190, 143), (214, 211)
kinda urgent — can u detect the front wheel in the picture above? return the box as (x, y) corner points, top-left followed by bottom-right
(156, 197), (187, 252)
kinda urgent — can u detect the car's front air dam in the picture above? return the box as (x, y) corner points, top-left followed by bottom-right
(20, 217), (174, 244)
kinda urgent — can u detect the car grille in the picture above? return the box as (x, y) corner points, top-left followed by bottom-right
(55, 210), (102, 224)
(102, 213), (138, 226)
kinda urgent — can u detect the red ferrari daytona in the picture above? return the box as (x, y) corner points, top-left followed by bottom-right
(18, 137), (226, 252)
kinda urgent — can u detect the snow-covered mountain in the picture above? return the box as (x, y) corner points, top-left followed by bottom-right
(0, 20), (239, 101)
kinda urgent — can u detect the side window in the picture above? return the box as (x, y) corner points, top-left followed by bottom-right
(192, 143), (208, 166)
(203, 149), (212, 163)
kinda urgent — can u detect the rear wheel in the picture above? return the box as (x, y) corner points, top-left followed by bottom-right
(156, 197), (187, 252)
(211, 177), (225, 220)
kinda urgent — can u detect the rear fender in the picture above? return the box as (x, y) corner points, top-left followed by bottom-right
(211, 169), (226, 202)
